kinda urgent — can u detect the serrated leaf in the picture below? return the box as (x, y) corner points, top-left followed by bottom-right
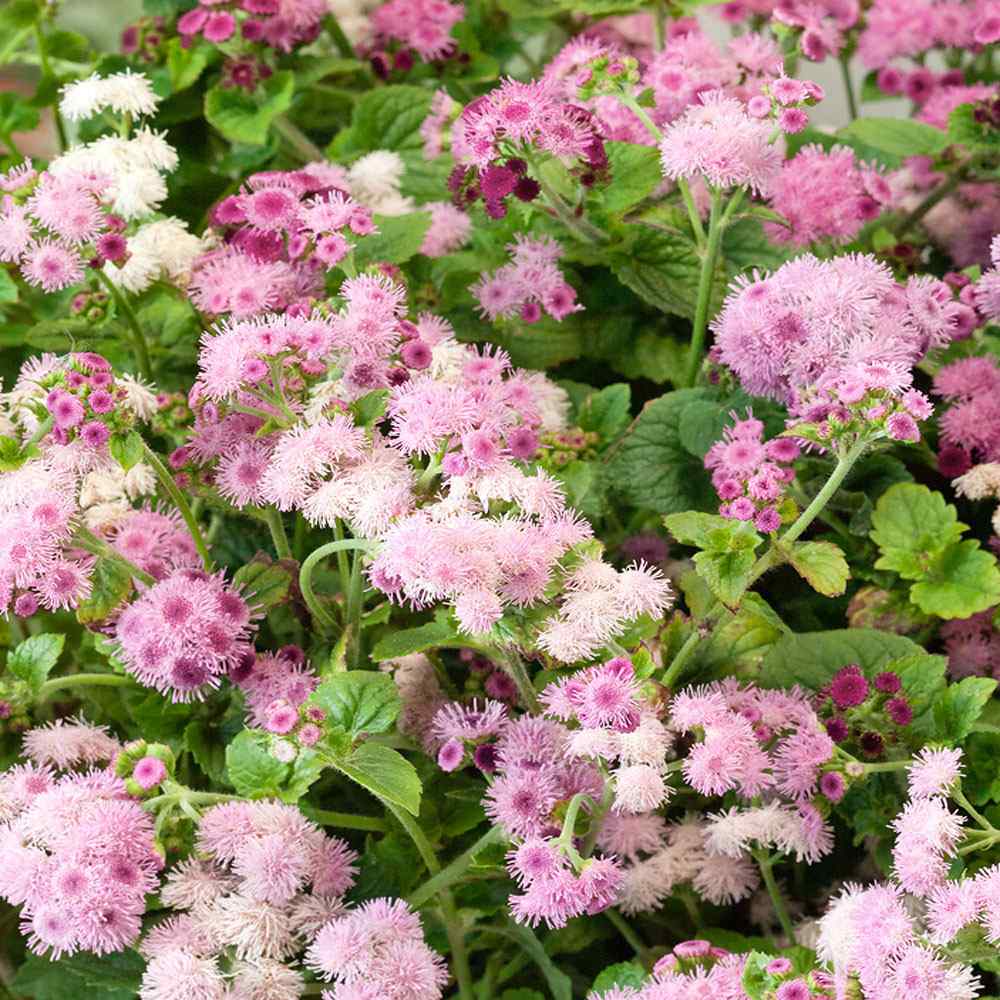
(371, 620), (460, 661)
(7, 633), (64, 690)
(870, 483), (966, 578)
(327, 741), (422, 815)
(232, 559), (293, 610)
(183, 720), (229, 785)
(311, 671), (400, 737)
(108, 430), (143, 472)
(610, 229), (705, 319)
(759, 628), (923, 689)
(554, 459), (606, 521)
(75, 557), (133, 624)
(332, 85), (433, 154)
(577, 383), (631, 442)
(933, 677), (998, 744)
(606, 390), (717, 515)
(889, 653), (948, 738)
(353, 211), (431, 268)
(225, 729), (288, 798)
(909, 540), (1000, 619)
(204, 70), (295, 145)
(602, 142), (662, 214)
(786, 540), (850, 597)
(591, 961), (648, 992)
(12, 950), (144, 1000)
(839, 117), (950, 157)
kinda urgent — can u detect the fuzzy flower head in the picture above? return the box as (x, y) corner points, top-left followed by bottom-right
(659, 90), (783, 196)
(113, 568), (260, 702)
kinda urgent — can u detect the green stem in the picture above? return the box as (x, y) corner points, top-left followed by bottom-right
(838, 55), (858, 121)
(301, 807), (388, 832)
(894, 159), (976, 236)
(39, 672), (135, 698)
(662, 616), (710, 689)
(34, 21), (67, 152)
(25, 415), (53, 447)
(142, 443), (213, 570)
(323, 12), (356, 59)
(385, 801), (475, 1000)
(491, 647), (540, 713)
(682, 187), (743, 387)
(333, 520), (352, 600)
(409, 826), (507, 909)
(860, 759), (911, 774)
(272, 114), (325, 163)
(299, 538), (375, 630)
(75, 525), (156, 587)
(652, 1), (666, 50)
(345, 548), (365, 669)
(523, 150), (608, 245)
(263, 506), (292, 560)
(143, 787), (240, 812)
(604, 907), (647, 958)
(953, 787), (997, 832)
(752, 849), (795, 941)
(95, 270), (153, 382)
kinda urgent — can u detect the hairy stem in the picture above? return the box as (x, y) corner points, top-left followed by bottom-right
(262, 506), (292, 561)
(299, 537), (375, 630)
(95, 270), (153, 382)
(385, 801), (475, 1000)
(142, 443), (214, 570)
(409, 826), (507, 908)
(753, 848), (796, 942)
(75, 525), (156, 586)
(894, 158), (977, 236)
(491, 647), (540, 713)
(39, 672), (135, 698)
(604, 907), (647, 958)
(839, 55), (858, 121)
(272, 114), (325, 163)
(301, 807), (389, 832)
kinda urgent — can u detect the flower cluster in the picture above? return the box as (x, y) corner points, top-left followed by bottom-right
(941, 607), (1000, 680)
(704, 413), (799, 533)
(233, 646), (322, 737)
(448, 76), (606, 218)
(139, 799), (358, 1000)
(934, 356), (1000, 469)
(0, 722), (161, 960)
(306, 897), (447, 999)
(114, 568), (259, 702)
(766, 144), (893, 247)
(471, 235), (582, 323)
(659, 90), (783, 196)
(712, 253), (953, 442)
(815, 663), (915, 758)
(366, 0), (465, 66)
(176, 0), (328, 55)
(190, 166), (375, 318)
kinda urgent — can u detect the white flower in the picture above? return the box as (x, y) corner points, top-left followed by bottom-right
(118, 373), (159, 420)
(613, 764), (669, 814)
(954, 462), (1000, 500)
(348, 150), (407, 199)
(130, 126), (179, 172)
(60, 70), (160, 122)
(104, 217), (205, 293)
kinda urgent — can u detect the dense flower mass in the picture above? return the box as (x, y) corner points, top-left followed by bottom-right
(2, 5), (1000, 998)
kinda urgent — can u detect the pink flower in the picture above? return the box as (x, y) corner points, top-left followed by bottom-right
(21, 240), (84, 292)
(133, 756), (168, 789)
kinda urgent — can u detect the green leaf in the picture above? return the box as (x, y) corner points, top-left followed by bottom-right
(225, 729), (288, 798)
(577, 383), (632, 442)
(609, 329), (685, 384)
(108, 430), (143, 472)
(204, 70), (295, 145)
(0, 0), (37, 32)
(909, 540), (1000, 619)
(232, 559), (293, 610)
(332, 85), (433, 154)
(933, 677), (998, 744)
(759, 628), (923, 689)
(606, 390), (717, 514)
(7, 633), (64, 690)
(12, 950), (144, 1000)
(965, 732), (1000, 805)
(870, 483), (966, 579)
(839, 117), (950, 157)
(311, 671), (401, 737)
(591, 961), (648, 992)
(602, 142), (662, 214)
(785, 540), (850, 597)
(0, 267), (18, 304)
(166, 37), (212, 92)
(327, 741), (422, 815)
(891, 653), (948, 737)
(371, 620), (460, 661)
(554, 459), (606, 521)
(183, 719), (229, 785)
(350, 388), (390, 428)
(76, 558), (133, 624)
(666, 512), (762, 607)
(0, 91), (39, 136)
(948, 103), (1000, 153)
(353, 211), (431, 268)
(610, 229), (704, 319)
